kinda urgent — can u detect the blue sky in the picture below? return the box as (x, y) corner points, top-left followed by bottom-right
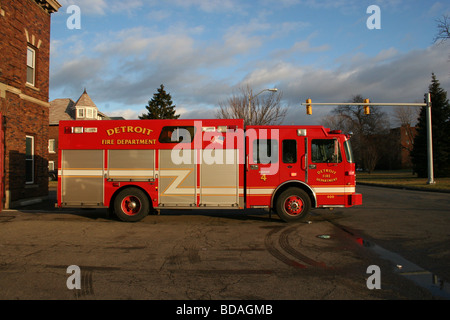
(49, 0), (450, 125)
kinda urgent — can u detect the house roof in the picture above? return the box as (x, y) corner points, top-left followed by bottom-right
(49, 89), (112, 124)
(49, 98), (75, 125)
(74, 89), (97, 108)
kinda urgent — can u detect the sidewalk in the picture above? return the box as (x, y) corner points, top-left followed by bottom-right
(357, 182), (450, 193)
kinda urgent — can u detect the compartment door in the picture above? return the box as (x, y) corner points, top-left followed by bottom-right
(158, 149), (196, 207)
(200, 149), (239, 206)
(60, 150), (104, 206)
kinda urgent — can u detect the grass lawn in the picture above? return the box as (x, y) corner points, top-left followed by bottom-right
(356, 170), (450, 192)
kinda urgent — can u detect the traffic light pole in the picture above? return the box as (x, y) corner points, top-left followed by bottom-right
(425, 93), (434, 184)
(301, 94), (435, 184)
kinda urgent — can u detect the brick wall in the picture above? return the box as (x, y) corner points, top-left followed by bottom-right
(0, 0), (57, 207)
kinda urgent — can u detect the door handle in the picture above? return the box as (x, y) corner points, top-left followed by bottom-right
(309, 164), (316, 169)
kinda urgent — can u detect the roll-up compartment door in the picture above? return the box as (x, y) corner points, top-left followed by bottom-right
(107, 149), (155, 181)
(61, 150), (104, 206)
(200, 149), (239, 206)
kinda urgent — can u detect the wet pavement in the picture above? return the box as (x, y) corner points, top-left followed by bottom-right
(0, 185), (449, 301)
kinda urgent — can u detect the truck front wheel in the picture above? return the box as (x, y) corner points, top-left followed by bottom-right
(113, 188), (150, 222)
(276, 188), (311, 222)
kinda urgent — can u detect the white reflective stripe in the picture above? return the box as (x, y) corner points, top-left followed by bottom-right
(160, 169), (193, 195)
(313, 186), (355, 193)
(60, 169), (103, 176)
(201, 188), (242, 195)
(109, 169), (154, 177)
(160, 169), (242, 196)
(247, 188), (275, 195)
(246, 186), (355, 195)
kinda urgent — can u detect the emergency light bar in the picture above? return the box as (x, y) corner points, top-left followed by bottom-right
(64, 126), (98, 134)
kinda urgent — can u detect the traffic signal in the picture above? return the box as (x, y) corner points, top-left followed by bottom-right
(306, 98), (312, 115)
(363, 99), (370, 115)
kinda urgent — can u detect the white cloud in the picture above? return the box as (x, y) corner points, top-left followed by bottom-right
(239, 42), (450, 125)
(58, 0), (145, 15)
(49, 1), (450, 128)
(107, 109), (140, 120)
(164, 0), (245, 13)
(59, 0), (108, 15)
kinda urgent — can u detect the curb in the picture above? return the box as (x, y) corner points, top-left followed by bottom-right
(357, 182), (450, 194)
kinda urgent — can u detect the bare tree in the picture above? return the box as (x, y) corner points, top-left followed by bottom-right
(393, 105), (420, 127)
(216, 85), (288, 126)
(392, 105), (420, 156)
(434, 14), (450, 44)
(321, 95), (390, 173)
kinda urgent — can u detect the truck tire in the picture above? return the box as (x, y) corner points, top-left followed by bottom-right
(113, 188), (150, 222)
(276, 188), (311, 222)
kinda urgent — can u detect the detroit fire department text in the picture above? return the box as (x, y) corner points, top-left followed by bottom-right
(57, 119), (362, 222)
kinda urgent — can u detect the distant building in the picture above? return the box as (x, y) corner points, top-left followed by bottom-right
(48, 89), (123, 173)
(392, 125), (416, 169)
(0, 0), (61, 208)
(377, 125), (417, 170)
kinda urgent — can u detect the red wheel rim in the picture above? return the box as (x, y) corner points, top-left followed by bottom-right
(284, 195), (304, 216)
(121, 196), (141, 216)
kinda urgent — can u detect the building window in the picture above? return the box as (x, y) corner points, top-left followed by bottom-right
(48, 161), (55, 171)
(84, 107), (98, 119)
(77, 108), (85, 118)
(26, 135), (34, 184)
(48, 139), (55, 153)
(26, 46), (36, 86)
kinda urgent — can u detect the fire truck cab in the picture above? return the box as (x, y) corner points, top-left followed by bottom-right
(57, 119), (362, 222)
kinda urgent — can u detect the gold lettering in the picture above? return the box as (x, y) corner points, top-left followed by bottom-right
(106, 126), (153, 136)
(143, 128), (152, 135)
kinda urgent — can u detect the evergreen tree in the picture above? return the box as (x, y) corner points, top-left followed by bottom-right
(411, 73), (450, 177)
(139, 84), (180, 119)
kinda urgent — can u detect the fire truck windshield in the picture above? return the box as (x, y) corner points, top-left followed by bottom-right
(344, 139), (354, 163)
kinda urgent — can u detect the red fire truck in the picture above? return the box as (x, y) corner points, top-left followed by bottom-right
(57, 119), (362, 222)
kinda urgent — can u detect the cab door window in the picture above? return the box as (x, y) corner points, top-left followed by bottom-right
(282, 139), (297, 163)
(311, 139), (341, 163)
(252, 139), (278, 164)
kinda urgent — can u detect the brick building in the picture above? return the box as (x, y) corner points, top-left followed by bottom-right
(391, 125), (417, 169)
(0, 0), (61, 208)
(376, 125), (417, 170)
(48, 89), (115, 174)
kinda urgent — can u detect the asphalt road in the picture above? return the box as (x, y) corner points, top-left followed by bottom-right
(0, 185), (449, 301)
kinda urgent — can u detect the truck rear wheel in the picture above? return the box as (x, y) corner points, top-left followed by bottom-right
(113, 188), (150, 222)
(276, 188), (311, 222)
